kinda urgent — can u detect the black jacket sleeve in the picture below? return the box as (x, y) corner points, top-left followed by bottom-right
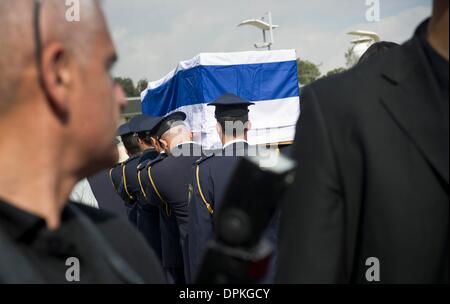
(277, 84), (347, 283)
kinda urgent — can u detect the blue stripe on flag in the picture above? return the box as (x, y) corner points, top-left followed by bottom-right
(142, 60), (299, 116)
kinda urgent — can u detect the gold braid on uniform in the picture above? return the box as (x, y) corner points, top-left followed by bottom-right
(138, 170), (147, 200)
(122, 163), (134, 201)
(147, 166), (171, 217)
(195, 165), (214, 215)
(109, 167), (119, 193)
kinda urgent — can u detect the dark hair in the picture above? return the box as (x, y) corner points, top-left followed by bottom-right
(137, 132), (153, 146)
(217, 115), (249, 138)
(358, 41), (399, 65)
(121, 134), (141, 156)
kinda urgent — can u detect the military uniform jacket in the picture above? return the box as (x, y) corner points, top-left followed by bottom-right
(140, 143), (203, 272)
(187, 142), (250, 283)
(111, 150), (162, 261)
(109, 156), (140, 225)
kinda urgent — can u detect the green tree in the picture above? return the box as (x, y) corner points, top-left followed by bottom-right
(136, 79), (149, 95)
(326, 67), (347, 77)
(114, 77), (137, 97)
(297, 59), (321, 85)
(345, 47), (358, 68)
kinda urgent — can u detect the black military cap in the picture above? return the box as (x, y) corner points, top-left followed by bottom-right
(117, 123), (132, 136)
(208, 93), (255, 119)
(128, 114), (161, 135)
(153, 111), (187, 139)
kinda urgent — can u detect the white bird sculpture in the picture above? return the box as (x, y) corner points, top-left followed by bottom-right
(238, 19), (279, 31)
(346, 30), (381, 65)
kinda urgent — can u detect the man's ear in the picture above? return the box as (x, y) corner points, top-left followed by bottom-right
(40, 42), (72, 121)
(136, 137), (145, 145)
(159, 138), (169, 152)
(216, 122), (222, 136)
(150, 137), (161, 152)
(216, 122), (225, 145)
(245, 120), (252, 131)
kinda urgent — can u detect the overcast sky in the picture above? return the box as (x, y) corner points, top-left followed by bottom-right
(103, 0), (432, 83)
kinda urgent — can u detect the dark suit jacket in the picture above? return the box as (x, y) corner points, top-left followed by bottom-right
(0, 202), (165, 283)
(277, 30), (448, 283)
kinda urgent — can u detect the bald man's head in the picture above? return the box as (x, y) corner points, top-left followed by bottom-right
(42, 0), (104, 62)
(159, 124), (193, 152)
(0, 1), (33, 112)
(0, 0), (104, 114)
(0, 0), (126, 178)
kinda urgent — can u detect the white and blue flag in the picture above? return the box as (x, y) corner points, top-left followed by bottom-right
(141, 49), (300, 149)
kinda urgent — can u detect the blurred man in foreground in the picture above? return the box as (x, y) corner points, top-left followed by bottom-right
(0, 0), (164, 283)
(278, 0), (448, 283)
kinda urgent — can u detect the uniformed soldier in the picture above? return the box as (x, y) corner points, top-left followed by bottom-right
(140, 111), (203, 284)
(128, 115), (166, 259)
(109, 122), (141, 224)
(187, 93), (256, 283)
(110, 115), (164, 261)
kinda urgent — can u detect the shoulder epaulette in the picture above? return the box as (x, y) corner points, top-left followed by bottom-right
(111, 162), (123, 169)
(137, 159), (151, 171)
(195, 154), (215, 165)
(123, 155), (140, 165)
(145, 153), (168, 168)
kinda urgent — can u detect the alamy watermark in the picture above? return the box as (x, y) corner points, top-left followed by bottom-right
(65, 0), (80, 22)
(365, 0), (380, 22)
(65, 257), (80, 282)
(167, 120), (284, 168)
(365, 257), (380, 282)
